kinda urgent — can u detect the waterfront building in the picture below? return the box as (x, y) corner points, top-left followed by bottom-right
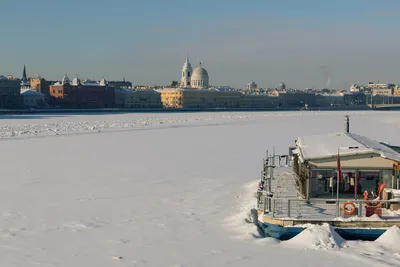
(343, 92), (366, 106)
(115, 88), (161, 108)
(124, 89), (161, 108)
(30, 77), (55, 96)
(0, 75), (22, 109)
(316, 93), (345, 107)
(372, 88), (392, 96)
(349, 84), (361, 92)
(158, 87), (241, 108)
(109, 79), (132, 88)
(278, 82), (286, 90)
(21, 89), (46, 108)
(367, 82), (390, 90)
(239, 94), (278, 108)
(49, 75), (115, 108)
(278, 91), (316, 108)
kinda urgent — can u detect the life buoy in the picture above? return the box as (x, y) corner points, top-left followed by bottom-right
(342, 201), (356, 215)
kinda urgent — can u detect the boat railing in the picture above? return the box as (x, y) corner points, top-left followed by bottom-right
(257, 195), (399, 220)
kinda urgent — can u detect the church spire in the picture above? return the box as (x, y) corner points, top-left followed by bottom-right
(22, 65), (27, 81)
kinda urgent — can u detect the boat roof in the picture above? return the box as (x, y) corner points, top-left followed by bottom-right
(294, 132), (400, 163)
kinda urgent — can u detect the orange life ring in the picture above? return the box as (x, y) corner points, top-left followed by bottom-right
(342, 201), (356, 215)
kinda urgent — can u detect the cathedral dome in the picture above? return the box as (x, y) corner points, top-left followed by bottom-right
(191, 63), (208, 80)
(190, 62), (209, 88)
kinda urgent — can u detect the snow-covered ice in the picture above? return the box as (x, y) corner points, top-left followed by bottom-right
(0, 111), (400, 266)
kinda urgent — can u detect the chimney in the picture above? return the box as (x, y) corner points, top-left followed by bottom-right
(344, 115), (350, 133)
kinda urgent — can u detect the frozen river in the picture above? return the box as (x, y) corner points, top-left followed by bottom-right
(0, 111), (399, 266)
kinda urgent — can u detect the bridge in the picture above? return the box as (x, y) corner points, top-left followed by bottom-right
(368, 104), (400, 110)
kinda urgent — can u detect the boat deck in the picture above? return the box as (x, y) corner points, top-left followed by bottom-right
(254, 168), (400, 240)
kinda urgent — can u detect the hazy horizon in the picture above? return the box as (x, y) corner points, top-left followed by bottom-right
(1, 0), (400, 88)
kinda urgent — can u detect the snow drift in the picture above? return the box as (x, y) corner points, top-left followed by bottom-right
(283, 224), (345, 250)
(374, 225), (400, 252)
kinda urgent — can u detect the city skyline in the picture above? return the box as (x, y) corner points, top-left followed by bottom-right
(1, 0), (400, 88)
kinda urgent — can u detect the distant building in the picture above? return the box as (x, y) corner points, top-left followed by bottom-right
(109, 79), (132, 88)
(124, 89), (162, 108)
(20, 89), (46, 108)
(30, 77), (55, 96)
(316, 93), (344, 107)
(343, 92), (366, 106)
(115, 88), (162, 108)
(278, 92), (316, 108)
(49, 75), (115, 108)
(239, 94), (278, 108)
(271, 89), (280, 96)
(366, 83), (390, 90)
(278, 82), (286, 90)
(168, 80), (179, 88)
(247, 81), (257, 90)
(349, 84), (361, 92)
(372, 88), (392, 96)
(0, 75), (22, 109)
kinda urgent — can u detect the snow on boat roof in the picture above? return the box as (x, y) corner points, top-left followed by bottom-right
(295, 132), (400, 162)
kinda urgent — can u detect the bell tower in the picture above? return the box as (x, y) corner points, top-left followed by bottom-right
(180, 54), (192, 87)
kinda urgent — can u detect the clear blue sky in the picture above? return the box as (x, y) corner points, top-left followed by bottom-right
(1, 0), (400, 88)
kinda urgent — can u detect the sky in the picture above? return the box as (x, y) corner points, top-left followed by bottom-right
(1, 0), (400, 88)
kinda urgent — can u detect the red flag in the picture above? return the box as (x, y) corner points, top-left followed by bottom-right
(337, 151), (342, 182)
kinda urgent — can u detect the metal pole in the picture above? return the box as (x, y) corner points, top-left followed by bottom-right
(272, 147), (275, 181)
(264, 196), (267, 212)
(355, 171), (358, 199)
(306, 167), (310, 200)
(272, 198), (276, 217)
(337, 148), (340, 204)
(371, 93), (373, 107)
(336, 200), (340, 217)
(287, 199), (291, 218)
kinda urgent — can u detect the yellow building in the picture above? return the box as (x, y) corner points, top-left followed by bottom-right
(158, 88), (242, 108)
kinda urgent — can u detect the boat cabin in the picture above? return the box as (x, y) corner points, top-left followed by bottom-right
(292, 131), (400, 199)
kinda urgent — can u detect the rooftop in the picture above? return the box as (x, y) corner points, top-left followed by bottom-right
(295, 132), (400, 162)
